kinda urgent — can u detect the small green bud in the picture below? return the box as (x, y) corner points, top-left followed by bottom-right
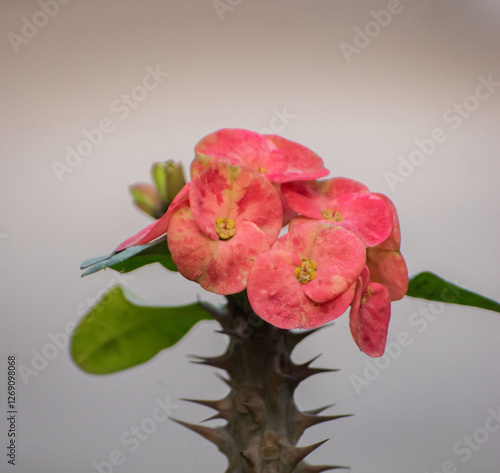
(151, 160), (186, 208)
(129, 183), (162, 219)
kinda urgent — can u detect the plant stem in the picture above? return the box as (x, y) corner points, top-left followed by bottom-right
(175, 292), (349, 473)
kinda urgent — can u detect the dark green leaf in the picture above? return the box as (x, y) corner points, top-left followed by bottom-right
(407, 271), (500, 313)
(70, 286), (213, 374)
(81, 237), (177, 276)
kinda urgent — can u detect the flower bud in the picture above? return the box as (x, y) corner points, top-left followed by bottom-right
(129, 183), (163, 218)
(152, 160), (186, 208)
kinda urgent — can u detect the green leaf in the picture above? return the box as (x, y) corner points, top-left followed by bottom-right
(81, 252), (115, 269)
(81, 237), (177, 276)
(407, 271), (500, 313)
(70, 286), (213, 374)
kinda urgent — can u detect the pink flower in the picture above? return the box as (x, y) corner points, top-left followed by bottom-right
(191, 128), (329, 183)
(247, 221), (366, 329)
(166, 162), (283, 295)
(365, 194), (408, 300)
(282, 178), (394, 247)
(349, 267), (391, 357)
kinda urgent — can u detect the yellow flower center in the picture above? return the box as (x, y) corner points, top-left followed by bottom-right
(321, 209), (343, 222)
(215, 218), (236, 240)
(295, 259), (317, 284)
(361, 286), (372, 305)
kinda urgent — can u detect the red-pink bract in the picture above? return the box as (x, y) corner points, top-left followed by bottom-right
(349, 267), (391, 357)
(264, 134), (329, 182)
(192, 128), (285, 178)
(274, 183), (298, 226)
(366, 194), (408, 300)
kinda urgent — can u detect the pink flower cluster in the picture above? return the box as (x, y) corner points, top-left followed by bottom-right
(116, 129), (408, 357)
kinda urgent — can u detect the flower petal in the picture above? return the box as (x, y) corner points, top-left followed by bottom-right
(274, 184), (298, 226)
(264, 135), (329, 182)
(350, 269), (391, 357)
(366, 248), (409, 301)
(191, 128), (286, 178)
(372, 193), (402, 251)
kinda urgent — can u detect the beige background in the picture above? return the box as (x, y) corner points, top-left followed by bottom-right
(1, 1), (500, 472)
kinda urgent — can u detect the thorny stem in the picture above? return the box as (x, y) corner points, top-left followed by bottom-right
(175, 291), (350, 473)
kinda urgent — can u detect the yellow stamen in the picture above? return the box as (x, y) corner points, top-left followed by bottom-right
(215, 218), (236, 240)
(295, 259), (317, 284)
(321, 209), (343, 222)
(361, 286), (372, 305)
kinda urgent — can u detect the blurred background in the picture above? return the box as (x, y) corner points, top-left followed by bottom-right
(1, 0), (499, 471)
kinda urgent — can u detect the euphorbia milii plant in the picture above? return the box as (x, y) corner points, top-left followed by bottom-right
(72, 128), (500, 472)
